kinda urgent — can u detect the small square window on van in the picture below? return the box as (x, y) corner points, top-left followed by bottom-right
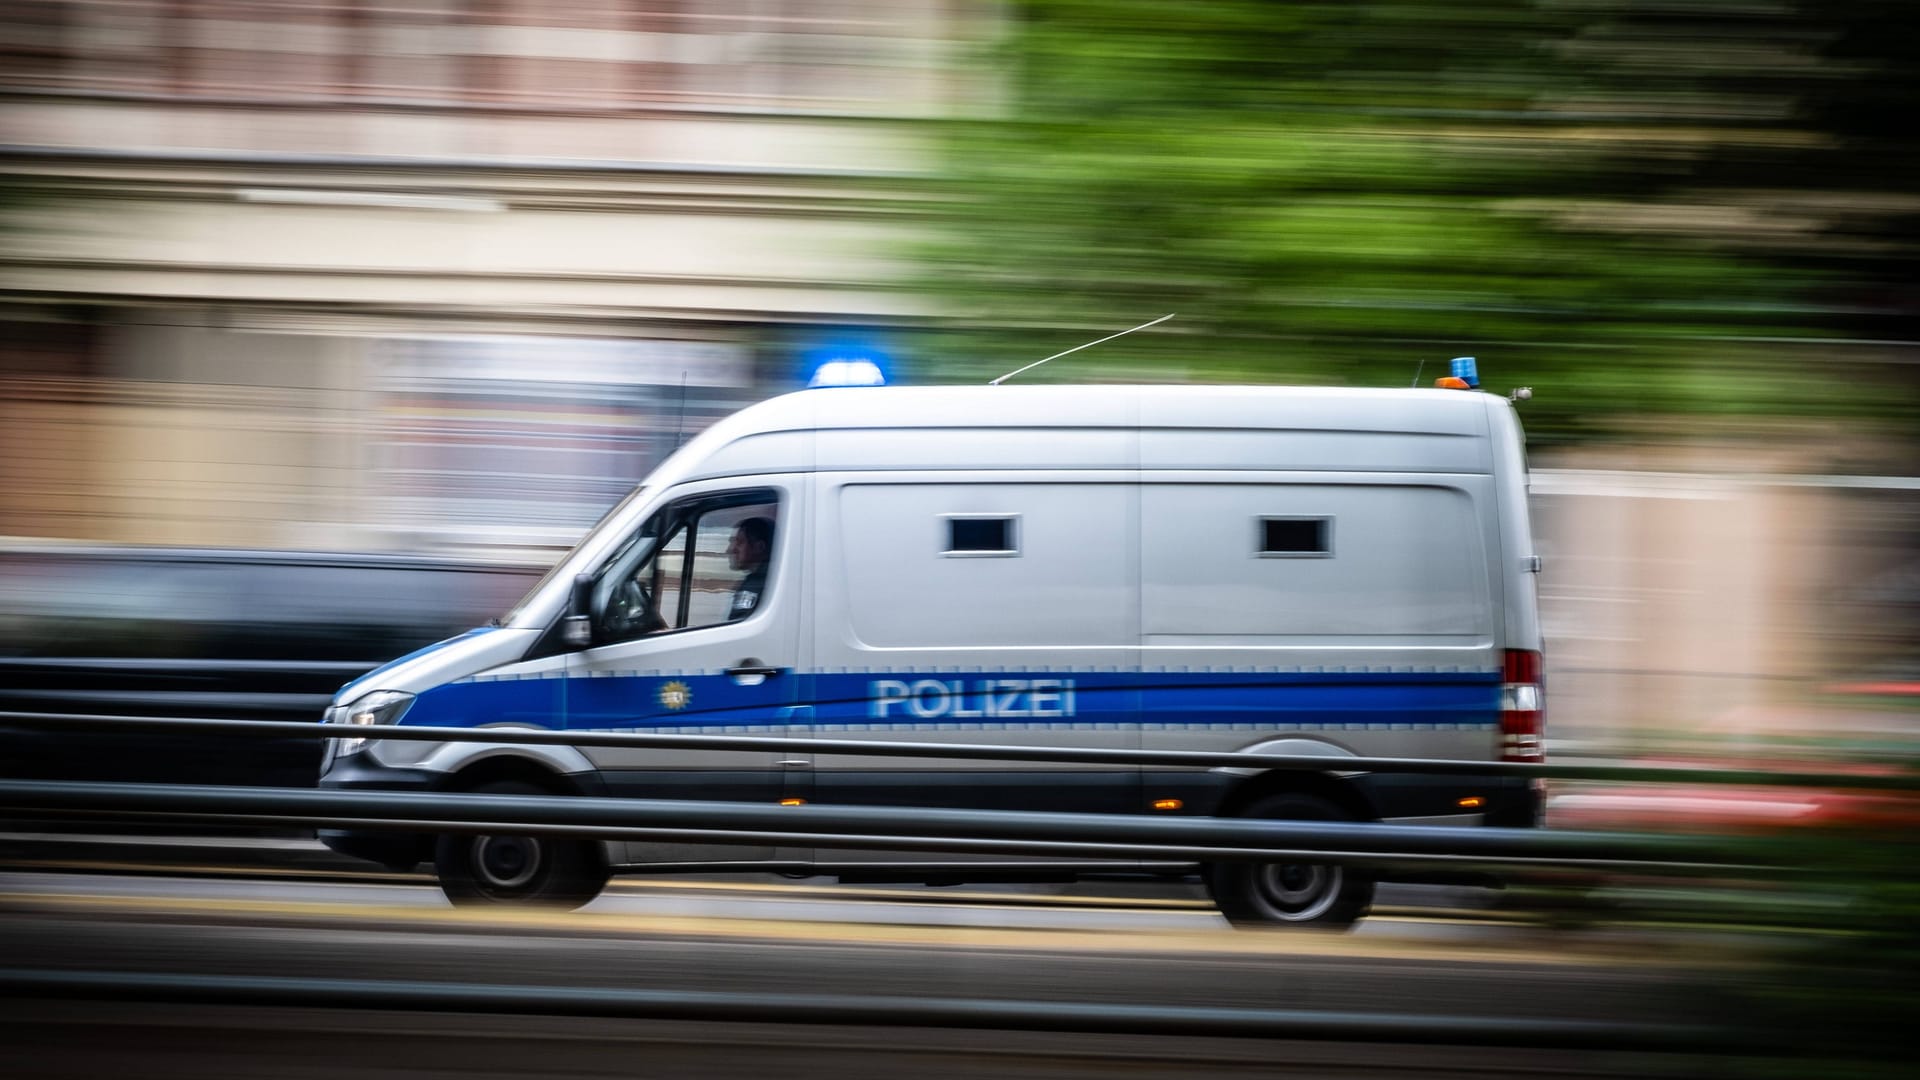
(1259, 516), (1332, 557)
(943, 515), (1019, 557)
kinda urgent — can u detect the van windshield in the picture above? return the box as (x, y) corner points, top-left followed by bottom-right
(500, 485), (650, 625)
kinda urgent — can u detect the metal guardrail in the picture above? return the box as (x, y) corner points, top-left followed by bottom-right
(0, 705), (1872, 1057)
(6, 710), (1917, 790)
(0, 967), (1734, 1052)
(0, 714), (1828, 1053)
(0, 780), (1754, 874)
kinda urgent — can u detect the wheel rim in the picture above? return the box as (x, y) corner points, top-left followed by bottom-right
(471, 834), (544, 891)
(1249, 860), (1343, 922)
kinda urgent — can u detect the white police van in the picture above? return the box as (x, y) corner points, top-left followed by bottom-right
(319, 377), (1545, 929)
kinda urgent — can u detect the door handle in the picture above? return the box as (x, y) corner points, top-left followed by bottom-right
(727, 661), (786, 680)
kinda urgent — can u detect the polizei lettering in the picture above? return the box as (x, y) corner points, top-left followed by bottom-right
(870, 678), (1077, 719)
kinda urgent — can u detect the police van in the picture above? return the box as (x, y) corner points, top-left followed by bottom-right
(318, 378), (1545, 929)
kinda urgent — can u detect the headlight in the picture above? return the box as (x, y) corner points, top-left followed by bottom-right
(325, 690), (414, 756)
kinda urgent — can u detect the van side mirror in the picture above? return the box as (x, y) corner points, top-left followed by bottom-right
(561, 573), (595, 649)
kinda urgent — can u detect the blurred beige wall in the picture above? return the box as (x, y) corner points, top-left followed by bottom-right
(0, 166), (929, 319)
(1534, 439), (1913, 753)
(0, 323), (361, 546)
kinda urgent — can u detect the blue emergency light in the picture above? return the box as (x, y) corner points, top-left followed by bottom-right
(1449, 356), (1480, 388)
(801, 333), (891, 388)
(807, 358), (887, 387)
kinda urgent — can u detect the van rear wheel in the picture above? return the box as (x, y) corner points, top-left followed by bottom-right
(434, 779), (609, 910)
(1206, 792), (1373, 931)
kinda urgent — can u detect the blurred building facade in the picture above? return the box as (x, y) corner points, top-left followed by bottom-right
(1532, 448), (1916, 753)
(0, 0), (969, 552)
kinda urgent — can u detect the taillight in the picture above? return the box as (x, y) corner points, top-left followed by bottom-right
(1500, 649), (1544, 763)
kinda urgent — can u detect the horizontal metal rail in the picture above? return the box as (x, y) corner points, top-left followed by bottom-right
(0, 968), (1733, 1052)
(0, 657), (370, 674)
(0, 781), (1756, 874)
(5, 710), (1918, 790)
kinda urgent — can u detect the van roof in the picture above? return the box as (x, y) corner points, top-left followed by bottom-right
(755, 384), (1498, 434)
(655, 384), (1509, 484)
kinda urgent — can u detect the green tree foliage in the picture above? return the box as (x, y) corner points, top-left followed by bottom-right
(1733, 823), (1920, 1078)
(910, 1), (1916, 442)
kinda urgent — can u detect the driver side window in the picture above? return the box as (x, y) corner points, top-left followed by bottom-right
(594, 490), (780, 646)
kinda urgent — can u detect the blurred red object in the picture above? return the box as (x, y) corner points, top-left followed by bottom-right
(1547, 767), (1920, 834)
(1824, 681), (1920, 697)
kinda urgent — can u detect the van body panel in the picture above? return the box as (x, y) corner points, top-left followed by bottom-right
(833, 478), (1139, 650)
(1486, 401), (1544, 653)
(817, 429), (1139, 472)
(346, 634), (550, 711)
(410, 732), (597, 779)
(809, 385), (1139, 432)
(1139, 478), (1493, 637)
(680, 430), (816, 484)
(1139, 430), (1488, 474)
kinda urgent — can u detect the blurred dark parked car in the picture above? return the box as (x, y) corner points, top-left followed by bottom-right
(0, 544), (550, 788)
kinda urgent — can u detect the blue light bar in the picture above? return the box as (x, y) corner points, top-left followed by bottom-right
(808, 358), (887, 388)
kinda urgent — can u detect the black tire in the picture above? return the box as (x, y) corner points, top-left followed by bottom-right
(1206, 791), (1374, 931)
(434, 779), (609, 910)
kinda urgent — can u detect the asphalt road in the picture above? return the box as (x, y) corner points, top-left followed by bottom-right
(0, 857), (1757, 1079)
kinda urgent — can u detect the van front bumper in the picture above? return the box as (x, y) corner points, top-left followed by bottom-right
(316, 752), (441, 872)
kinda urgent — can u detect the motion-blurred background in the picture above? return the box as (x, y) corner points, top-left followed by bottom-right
(0, 0), (1913, 760)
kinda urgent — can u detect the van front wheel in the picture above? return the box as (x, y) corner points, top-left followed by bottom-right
(434, 780), (609, 910)
(1206, 792), (1373, 931)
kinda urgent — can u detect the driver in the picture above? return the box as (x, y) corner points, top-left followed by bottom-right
(725, 517), (773, 621)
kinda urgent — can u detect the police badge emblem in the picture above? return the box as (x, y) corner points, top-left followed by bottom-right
(658, 680), (691, 710)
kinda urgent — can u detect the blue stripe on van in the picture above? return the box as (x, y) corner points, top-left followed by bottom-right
(392, 667), (1500, 733)
(394, 670), (566, 730)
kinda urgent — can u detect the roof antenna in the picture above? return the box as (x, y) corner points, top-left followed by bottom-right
(989, 313), (1175, 385)
(673, 371), (689, 449)
(1410, 359), (1426, 388)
